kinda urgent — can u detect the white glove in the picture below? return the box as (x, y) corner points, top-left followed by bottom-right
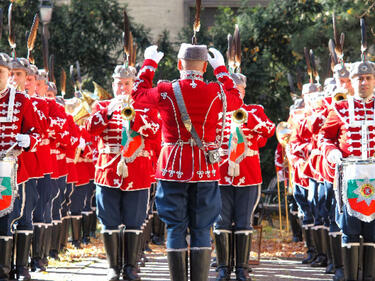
(144, 45), (164, 64)
(16, 134), (30, 148)
(107, 97), (122, 116)
(208, 48), (225, 70)
(327, 149), (342, 164)
(78, 137), (86, 150)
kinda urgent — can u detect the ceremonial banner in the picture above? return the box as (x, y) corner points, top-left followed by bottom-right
(342, 161), (375, 222)
(121, 121), (144, 163)
(227, 127), (248, 177)
(0, 158), (17, 218)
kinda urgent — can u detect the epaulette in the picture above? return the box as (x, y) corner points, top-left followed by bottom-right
(157, 79), (176, 85)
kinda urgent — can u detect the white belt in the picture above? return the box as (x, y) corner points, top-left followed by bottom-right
(50, 149), (59, 155)
(219, 149), (259, 157)
(99, 146), (122, 154)
(162, 139), (216, 147)
(98, 147), (151, 158)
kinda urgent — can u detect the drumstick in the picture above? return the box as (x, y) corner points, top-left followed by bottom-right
(4, 142), (17, 156)
(5, 127), (35, 156)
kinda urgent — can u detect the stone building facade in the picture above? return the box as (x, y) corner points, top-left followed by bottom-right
(56, 0), (269, 41)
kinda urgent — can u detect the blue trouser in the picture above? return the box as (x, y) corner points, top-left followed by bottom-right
(293, 183), (314, 227)
(96, 185), (149, 231)
(17, 179), (38, 231)
(336, 204), (375, 245)
(70, 183), (92, 217)
(0, 184), (25, 236)
(308, 178), (326, 227)
(324, 181), (341, 234)
(45, 178), (59, 225)
(215, 185), (260, 232)
(51, 176), (67, 222)
(155, 180), (221, 249)
(61, 183), (73, 218)
(82, 181), (95, 214)
(33, 174), (53, 225)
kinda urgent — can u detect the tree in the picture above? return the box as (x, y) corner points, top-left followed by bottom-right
(0, 0), (151, 95)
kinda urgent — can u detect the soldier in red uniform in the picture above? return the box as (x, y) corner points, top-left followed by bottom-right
(320, 60), (375, 281)
(0, 53), (41, 281)
(310, 63), (353, 280)
(288, 83), (321, 265)
(213, 72), (275, 281)
(131, 44), (242, 281)
(9, 58), (48, 280)
(86, 63), (160, 281)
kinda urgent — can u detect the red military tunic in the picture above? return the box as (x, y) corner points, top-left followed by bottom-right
(0, 88), (41, 184)
(275, 143), (290, 183)
(275, 143), (284, 172)
(300, 111), (324, 183)
(287, 110), (310, 189)
(309, 96), (336, 183)
(86, 99), (160, 191)
(131, 59), (243, 182)
(219, 104), (275, 186)
(47, 99), (80, 179)
(33, 96), (53, 176)
(320, 96), (375, 161)
(75, 126), (94, 187)
(18, 95), (47, 180)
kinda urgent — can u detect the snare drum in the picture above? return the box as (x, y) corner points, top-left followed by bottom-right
(0, 157), (17, 218)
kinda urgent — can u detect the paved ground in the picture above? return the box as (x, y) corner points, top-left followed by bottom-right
(30, 246), (333, 281)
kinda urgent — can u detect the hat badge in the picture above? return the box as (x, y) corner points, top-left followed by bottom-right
(360, 64), (369, 72)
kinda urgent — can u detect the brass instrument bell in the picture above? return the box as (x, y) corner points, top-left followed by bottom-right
(276, 122), (292, 148)
(232, 108), (248, 124)
(120, 95), (136, 121)
(333, 90), (347, 102)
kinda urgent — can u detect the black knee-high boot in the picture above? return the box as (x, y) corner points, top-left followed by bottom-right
(71, 217), (82, 249)
(310, 228), (327, 267)
(0, 238), (13, 280)
(301, 227), (316, 264)
(16, 233), (32, 281)
(190, 248), (212, 281)
(82, 213), (92, 245)
(214, 232), (231, 281)
(331, 235), (344, 281)
(123, 232), (141, 281)
(343, 245), (359, 281)
(49, 223), (61, 260)
(235, 233), (251, 281)
(31, 226), (46, 272)
(363, 245), (375, 281)
(167, 250), (188, 281)
(103, 232), (120, 281)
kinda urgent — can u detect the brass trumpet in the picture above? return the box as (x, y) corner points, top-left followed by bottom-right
(276, 122), (292, 148)
(333, 91), (347, 102)
(120, 95), (136, 121)
(232, 108), (248, 124)
(121, 105), (136, 120)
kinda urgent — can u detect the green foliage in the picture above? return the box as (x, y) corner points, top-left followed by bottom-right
(0, 0), (151, 95)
